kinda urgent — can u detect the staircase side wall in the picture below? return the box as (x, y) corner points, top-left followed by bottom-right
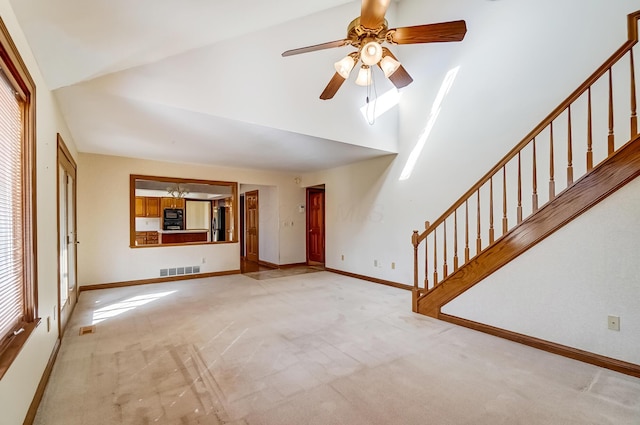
(442, 175), (640, 365)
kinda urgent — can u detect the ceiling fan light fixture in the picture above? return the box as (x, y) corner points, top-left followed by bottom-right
(380, 55), (401, 77)
(360, 40), (383, 66)
(355, 65), (372, 86)
(334, 55), (356, 79)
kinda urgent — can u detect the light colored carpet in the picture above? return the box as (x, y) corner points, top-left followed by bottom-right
(34, 272), (640, 424)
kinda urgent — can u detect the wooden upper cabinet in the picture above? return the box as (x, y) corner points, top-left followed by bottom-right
(146, 197), (160, 217)
(135, 197), (146, 217)
(136, 197), (161, 217)
(161, 197), (185, 210)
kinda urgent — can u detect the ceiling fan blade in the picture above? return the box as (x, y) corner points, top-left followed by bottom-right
(282, 39), (349, 57)
(320, 73), (347, 100)
(388, 65), (413, 89)
(389, 20), (467, 44)
(379, 48), (413, 88)
(360, 0), (391, 29)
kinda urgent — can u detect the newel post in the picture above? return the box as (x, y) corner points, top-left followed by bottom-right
(412, 230), (419, 312)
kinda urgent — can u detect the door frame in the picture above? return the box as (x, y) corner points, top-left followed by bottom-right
(239, 194), (245, 258)
(56, 134), (78, 337)
(245, 190), (259, 263)
(306, 186), (326, 265)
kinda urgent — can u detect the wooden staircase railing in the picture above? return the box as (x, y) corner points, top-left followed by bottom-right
(412, 10), (640, 316)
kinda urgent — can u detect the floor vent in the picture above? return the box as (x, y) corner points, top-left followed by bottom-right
(160, 265), (202, 277)
(79, 325), (96, 336)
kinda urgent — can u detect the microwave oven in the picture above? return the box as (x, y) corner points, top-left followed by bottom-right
(164, 208), (183, 220)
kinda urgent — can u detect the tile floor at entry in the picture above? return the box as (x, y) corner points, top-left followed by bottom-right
(34, 271), (640, 424)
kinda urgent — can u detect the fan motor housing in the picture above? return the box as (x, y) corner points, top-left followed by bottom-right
(347, 17), (388, 47)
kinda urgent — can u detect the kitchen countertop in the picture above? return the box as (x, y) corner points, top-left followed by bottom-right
(158, 229), (209, 234)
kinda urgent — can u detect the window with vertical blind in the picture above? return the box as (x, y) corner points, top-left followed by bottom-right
(0, 17), (37, 380)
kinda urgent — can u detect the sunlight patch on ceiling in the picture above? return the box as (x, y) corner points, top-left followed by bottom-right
(360, 89), (402, 122)
(399, 66), (460, 181)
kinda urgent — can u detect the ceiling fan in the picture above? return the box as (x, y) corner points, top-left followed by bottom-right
(282, 0), (467, 100)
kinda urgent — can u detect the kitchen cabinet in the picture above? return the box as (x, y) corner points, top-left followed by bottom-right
(135, 197), (161, 217)
(135, 231), (159, 245)
(161, 197), (185, 210)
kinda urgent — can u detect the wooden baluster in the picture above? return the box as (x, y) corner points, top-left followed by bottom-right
(532, 138), (538, 212)
(502, 166), (508, 234)
(631, 49), (638, 137)
(489, 177), (495, 244)
(608, 68), (615, 155)
(443, 219), (448, 278)
(607, 67), (615, 156)
(476, 190), (482, 255)
(587, 86), (593, 171)
(424, 221), (429, 290)
(412, 230), (419, 290)
(453, 210), (459, 271)
(433, 227), (438, 285)
(567, 105), (574, 186)
(517, 152), (523, 224)
(549, 122), (556, 199)
(465, 200), (470, 262)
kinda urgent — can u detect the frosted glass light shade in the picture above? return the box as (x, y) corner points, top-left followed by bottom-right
(355, 66), (372, 86)
(360, 41), (383, 66)
(334, 55), (355, 79)
(380, 55), (401, 77)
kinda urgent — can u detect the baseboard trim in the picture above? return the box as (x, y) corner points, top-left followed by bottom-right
(79, 270), (241, 292)
(326, 268), (412, 291)
(439, 313), (640, 378)
(279, 262), (308, 269)
(257, 260), (279, 269)
(23, 337), (61, 425)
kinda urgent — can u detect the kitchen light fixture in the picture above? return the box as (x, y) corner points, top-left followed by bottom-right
(167, 183), (189, 198)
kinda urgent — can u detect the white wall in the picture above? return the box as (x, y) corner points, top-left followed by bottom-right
(0, 1), (79, 423)
(303, 0), (640, 362)
(443, 176), (640, 365)
(77, 154), (306, 285)
(304, 0), (640, 279)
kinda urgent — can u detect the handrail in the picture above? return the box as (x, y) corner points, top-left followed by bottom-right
(412, 11), (640, 305)
(416, 12), (640, 245)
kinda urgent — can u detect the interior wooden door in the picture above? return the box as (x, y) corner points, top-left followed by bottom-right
(57, 136), (78, 336)
(245, 190), (259, 263)
(307, 188), (325, 264)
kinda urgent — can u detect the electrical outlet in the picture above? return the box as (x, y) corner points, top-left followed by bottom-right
(46, 317), (50, 332)
(201, 257), (206, 264)
(391, 262), (396, 270)
(608, 315), (620, 331)
(374, 259), (378, 267)
(341, 254), (344, 261)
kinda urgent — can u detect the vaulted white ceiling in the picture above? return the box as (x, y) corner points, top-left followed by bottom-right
(11, 0), (408, 172)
